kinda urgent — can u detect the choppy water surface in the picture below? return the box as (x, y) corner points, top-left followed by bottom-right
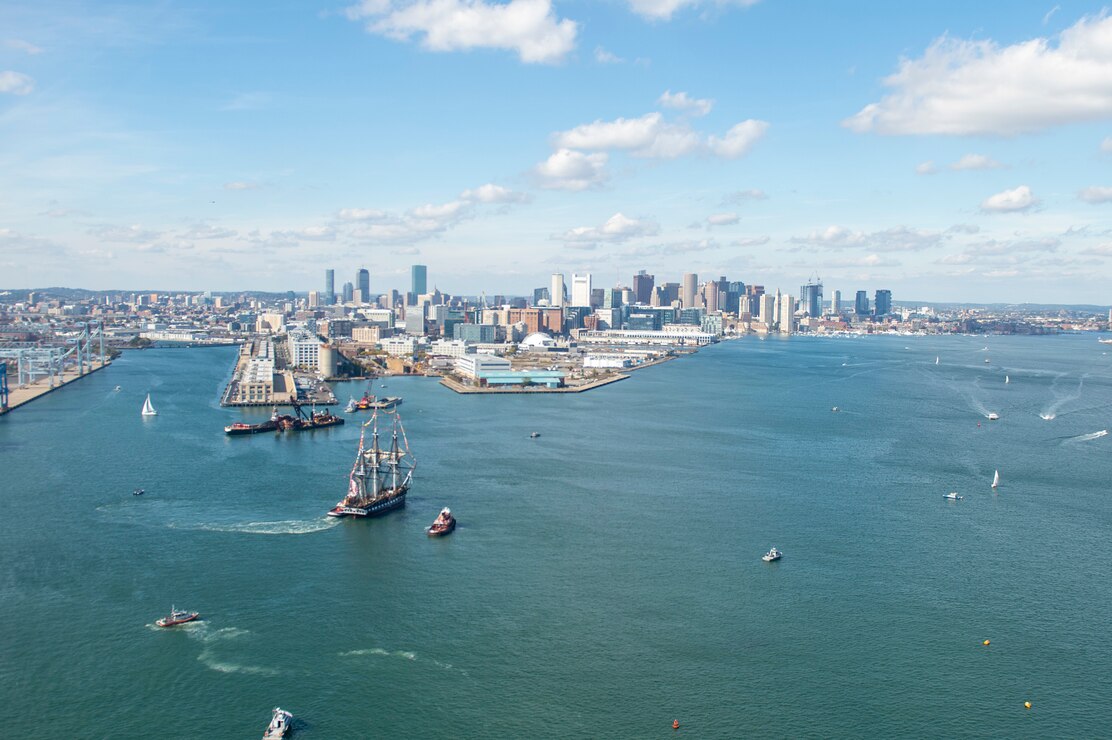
(2, 336), (1111, 737)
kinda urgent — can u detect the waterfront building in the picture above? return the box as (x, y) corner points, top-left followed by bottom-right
(409, 264), (427, 299)
(633, 270), (654, 304)
(800, 280), (823, 317)
(357, 268), (370, 300)
(428, 339), (472, 358)
(759, 293), (776, 328)
(571, 273), (592, 306)
(288, 330), (322, 369)
(682, 273), (698, 308)
(380, 336), (418, 357)
(324, 269), (335, 305)
(455, 354), (512, 378)
(855, 290), (870, 316)
(875, 289), (892, 317)
(584, 354), (632, 369)
(577, 328), (716, 346)
(779, 294), (796, 334)
(550, 273), (566, 308)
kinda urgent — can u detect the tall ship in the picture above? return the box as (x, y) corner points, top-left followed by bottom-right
(328, 409), (415, 518)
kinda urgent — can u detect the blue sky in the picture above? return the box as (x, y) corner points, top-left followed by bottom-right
(3, 0), (1112, 303)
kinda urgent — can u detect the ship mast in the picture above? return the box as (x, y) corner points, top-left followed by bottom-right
(369, 411), (382, 498)
(390, 418), (400, 490)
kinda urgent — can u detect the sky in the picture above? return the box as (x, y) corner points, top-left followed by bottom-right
(2, 0), (1112, 303)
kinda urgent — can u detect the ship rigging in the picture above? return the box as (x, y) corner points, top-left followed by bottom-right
(328, 409), (415, 518)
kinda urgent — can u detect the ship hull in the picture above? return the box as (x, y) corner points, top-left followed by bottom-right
(225, 422), (278, 436)
(427, 519), (455, 537)
(328, 490), (407, 518)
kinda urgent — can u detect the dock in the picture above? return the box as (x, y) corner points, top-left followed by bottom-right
(439, 373), (629, 394)
(0, 359), (111, 415)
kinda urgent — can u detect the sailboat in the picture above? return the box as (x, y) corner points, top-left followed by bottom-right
(141, 393), (158, 417)
(1005, 375), (1010, 384)
(328, 409), (415, 518)
(992, 470), (1000, 489)
(935, 356), (940, 365)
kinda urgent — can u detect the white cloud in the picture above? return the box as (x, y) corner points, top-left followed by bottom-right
(534, 148), (609, 190)
(916, 161), (937, 175)
(950, 153), (1006, 170)
(981, 185), (1038, 212)
(947, 223), (980, 234)
(1079, 186), (1112, 203)
(732, 235), (769, 247)
(89, 224), (162, 243)
(1102, 136), (1112, 153)
(551, 112), (767, 160)
(180, 224), (237, 240)
(707, 120), (768, 158)
(345, 0), (577, 64)
(658, 90), (714, 116)
(561, 212), (659, 243)
(224, 181), (259, 190)
(792, 225), (944, 251)
(845, 14), (1112, 135)
(337, 207), (387, 221)
(0, 71), (35, 95)
(459, 183), (529, 203)
(625, 0), (760, 21)
(706, 212), (739, 226)
(594, 46), (623, 64)
(1080, 243), (1112, 256)
(3, 39), (43, 55)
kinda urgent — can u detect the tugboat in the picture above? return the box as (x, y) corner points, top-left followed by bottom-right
(328, 409), (415, 518)
(262, 707), (293, 739)
(155, 606), (199, 627)
(762, 547), (782, 562)
(427, 507), (456, 537)
(349, 392), (402, 411)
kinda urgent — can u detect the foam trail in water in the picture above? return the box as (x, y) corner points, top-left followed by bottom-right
(1063, 430), (1108, 444)
(1040, 374), (1086, 420)
(176, 518), (341, 535)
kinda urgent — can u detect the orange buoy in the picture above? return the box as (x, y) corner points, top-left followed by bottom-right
(983, 639), (990, 646)
(1024, 701), (1032, 709)
(673, 719), (680, 730)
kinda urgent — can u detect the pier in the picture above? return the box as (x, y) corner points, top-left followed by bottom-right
(0, 322), (111, 416)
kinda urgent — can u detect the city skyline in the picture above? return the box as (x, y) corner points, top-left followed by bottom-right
(4, 2), (1112, 302)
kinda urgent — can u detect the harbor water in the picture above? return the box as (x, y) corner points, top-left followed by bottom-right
(2, 335), (1111, 737)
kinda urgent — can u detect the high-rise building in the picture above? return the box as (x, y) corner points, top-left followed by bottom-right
(855, 290), (870, 316)
(571, 273), (592, 306)
(357, 268), (370, 300)
(324, 269), (335, 305)
(353, 289), (364, 305)
(800, 280), (823, 317)
(533, 286), (550, 305)
(411, 265), (428, 298)
(779, 294), (796, 333)
(342, 282), (354, 303)
(704, 281), (720, 313)
(308, 290), (320, 308)
(681, 273), (698, 308)
(759, 293), (776, 326)
(550, 273), (565, 308)
(603, 287), (623, 309)
(874, 289), (892, 316)
(831, 290), (841, 315)
(633, 270), (654, 305)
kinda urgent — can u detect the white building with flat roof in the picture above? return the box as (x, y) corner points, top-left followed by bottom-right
(455, 354), (511, 379)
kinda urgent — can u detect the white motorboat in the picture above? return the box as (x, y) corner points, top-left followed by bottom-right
(762, 547), (782, 562)
(262, 707), (293, 739)
(987, 412), (999, 421)
(943, 492), (963, 500)
(344, 397), (356, 413)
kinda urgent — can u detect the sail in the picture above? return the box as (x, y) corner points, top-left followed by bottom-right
(141, 394), (157, 416)
(992, 470), (1000, 488)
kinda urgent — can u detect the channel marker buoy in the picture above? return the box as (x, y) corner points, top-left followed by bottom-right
(983, 639), (990, 646)
(1024, 701), (1032, 710)
(673, 719), (680, 730)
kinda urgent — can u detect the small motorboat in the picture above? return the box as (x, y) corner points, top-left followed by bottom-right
(831, 406), (839, 412)
(133, 488), (145, 496)
(987, 412), (999, 421)
(943, 492), (963, 500)
(530, 432), (541, 438)
(155, 606), (199, 627)
(762, 547), (782, 562)
(114, 385), (122, 392)
(427, 507), (456, 537)
(262, 707), (293, 739)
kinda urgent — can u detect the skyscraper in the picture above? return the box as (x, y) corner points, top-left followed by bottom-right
(759, 293), (776, 326)
(342, 281), (354, 303)
(779, 294), (796, 333)
(633, 270), (654, 305)
(799, 280), (823, 317)
(704, 280), (720, 313)
(324, 269), (335, 305)
(855, 290), (870, 316)
(357, 268), (370, 300)
(571, 273), (592, 306)
(681, 273), (697, 309)
(874, 289), (892, 316)
(411, 264), (428, 297)
(831, 290), (841, 315)
(550, 273), (565, 308)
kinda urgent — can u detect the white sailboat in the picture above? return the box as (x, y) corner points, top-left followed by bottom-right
(992, 470), (1000, 489)
(935, 356), (940, 365)
(141, 393), (158, 417)
(1005, 375), (1010, 384)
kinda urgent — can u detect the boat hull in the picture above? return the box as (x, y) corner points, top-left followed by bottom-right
(328, 490), (407, 518)
(225, 421), (278, 435)
(156, 613), (199, 627)
(427, 519), (456, 537)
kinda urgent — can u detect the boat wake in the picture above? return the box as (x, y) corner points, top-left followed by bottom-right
(188, 625), (280, 676)
(340, 647), (467, 675)
(1063, 430), (1109, 444)
(184, 518), (342, 536)
(1040, 374), (1087, 421)
(1040, 413), (1056, 421)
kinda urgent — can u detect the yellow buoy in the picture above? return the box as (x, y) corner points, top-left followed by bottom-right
(1024, 701), (1032, 709)
(983, 640), (990, 646)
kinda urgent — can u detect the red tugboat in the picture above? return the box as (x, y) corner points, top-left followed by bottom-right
(328, 409), (415, 518)
(426, 507), (456, 537)
(155, 606), (200, 627)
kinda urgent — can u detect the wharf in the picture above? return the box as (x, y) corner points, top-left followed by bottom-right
(440, 374), (628, 394)
(1, 360), (111, 415)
